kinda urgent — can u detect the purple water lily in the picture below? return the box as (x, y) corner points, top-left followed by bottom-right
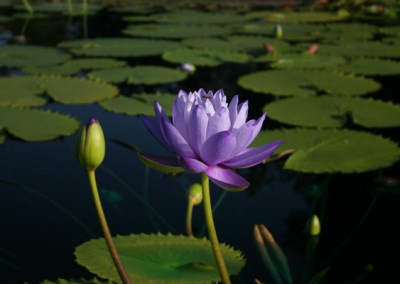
(139, 89), (283, 191)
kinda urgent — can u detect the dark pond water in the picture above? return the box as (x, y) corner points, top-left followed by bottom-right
(1, 4), (400, 284)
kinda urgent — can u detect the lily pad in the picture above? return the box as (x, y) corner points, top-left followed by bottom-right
(319, 23), (378, 42)
(58, 38), (183, 57)
(89, 66), (187, 84)
(0, 76), (119, 106)
(0, 45), (71, 67)
(162, 48), (251, 66)
(251, 128), (400, 173)
(245, 11), (347, 23)
(100, 93), (177, 116)
(122, 24), (232, 39)
(269, 53), (348, 70)
(333, 57), (400, 76)
(0, 107), (80, 141)
(315, 41), (400, 57)
(238, 70), (380, 97)
(380, 25), (400, 36)
(75, 233), (245, 284)
(264, 96), (400, 128)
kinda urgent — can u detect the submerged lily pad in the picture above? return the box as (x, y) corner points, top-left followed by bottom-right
(238, 70), (380, 96)
(89, 66), (187, 84)
(0, 76), (119, 106)
(100, 93), (177, 116)
(269, 53), (348, 70)
(0, 45), (71, 67)
(315, 41), (400, 57)
(264, 96), (400, 128)
(245, 11), (347, 23)
(58, 38), (182, 57)
(0, 107), (80, 141)
(251, 128), (400, 173)
(333, 57), (400, 76)
(75, 233), (245, 284)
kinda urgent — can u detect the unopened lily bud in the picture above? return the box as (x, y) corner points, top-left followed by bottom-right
(187, 183), (203, 205)
(306, 44), (319, 54)
(75, 118), (105, 171)
(263, 43), (274, 53)
(273, 24), (282, 39)
(305, 214), (321, 236)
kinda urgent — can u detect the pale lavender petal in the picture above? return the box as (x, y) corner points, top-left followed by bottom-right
(179, 157), (208, 173)
(154, 101), (169, 122)
(140, 114), (171, 151)
(228, 95), (239, 126)
(212, 89), (227, 109)
(159, 116), (196, 158)
(188, 105), (208, 157)
(206, 107), (230, 138)
(205, 165), (249, 191)
(223, 140), (284, 168)
(250, 113), (267, 142)
(138, 152), (183, 173)
(232, 100), (248, 129)
(204, 98), (215, 116)
(172, 98), (188, 141)
(200, 131), (237, 165)
(231, 120), (256, 156)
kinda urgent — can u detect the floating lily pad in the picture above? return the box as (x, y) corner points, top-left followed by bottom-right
(333, 57), (400, 76)
(245, 11), (347, 23)
(40, 278), (113, 283)
(318, 23), (378, 42)
(238, 70), (380, 96)
(264, 96), (400, 128)
(380, 25), (400, 36)
(315, 41), (400, 57)
(58, 38), (183, 57)
(0, 76), (119, 106)
(122, 24), (232, 39)
(89, 66), (187, 84)
(100, 93), (177, 116)
(0, 45), (71, 67)
(162, 48), (251, 66)
(251, 128), (400, 173)
(75, 233), (245, 284)
(269, 53), (348, 70)
(0, 107), (80, 141)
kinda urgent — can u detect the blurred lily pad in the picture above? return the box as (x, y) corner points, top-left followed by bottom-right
(0, 107), (80, 141)
(0, 45), (71, 67)
(245, 11), (347, 23)
(58, 38), (182, 57)
(315, 41), (400, 57)
(100, 93), (177, 116)
(251, 128), (400, 173)
(333, 57), (400, 76)
(238, 70), (380, 96)
(269, 53), (348, 70)
(89, 66), (187, 84)
(264, 96), (400, 128)
(75, 233), (245, 284)
(379, 25), (400, 36)
(319, 23), (378, 42)
(0, 76), (119, 106)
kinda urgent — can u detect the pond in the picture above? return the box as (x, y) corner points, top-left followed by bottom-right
(0, 1), (400, 284)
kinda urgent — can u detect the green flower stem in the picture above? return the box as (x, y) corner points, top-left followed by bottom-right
(87, 170), (132, 284)
(21, 0), (34, 14)
(186, 198), (194, 236)
(201, 173), (231, 284)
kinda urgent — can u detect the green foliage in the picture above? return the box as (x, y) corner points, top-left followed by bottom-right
(251, 128), (400, 173)
(315, 41), (400, 57)
(12, 2), (101, 13)
(269, 53), (348, 70)
(264, 96), (400, 128)
(75, 233), (245, 283)
(238, 70), (380, 96)
(245, 11), (347, 23)
(319, 23), (378, 41)
(379, 25), (400, 36)
(0, 107), (80, 141)
(40, 278), (113, 283)
(333, 57), (400, 76)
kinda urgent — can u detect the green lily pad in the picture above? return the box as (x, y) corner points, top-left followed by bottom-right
(264, 96), (400, 128)
(0, 15), (13, 22)
(319, 23), (378, 42)
(238, 70), (380, 97)
(89, 66), (187, 84)
(75, 233), (245, 284)
(333, 57), (400, 76)
(0, 45), (71, 67)
(315, 41), (400, 57)
(380, 25), (400, 36)
(162, 48), (251, 66)
(251, 128), (400, 173)
(245, 11), (347, 23)
(0, 76), (119, 106)
(122, 24), (232, 39)
(0, 107), (80, 141)
(100, 93), (177, 116)
(269, 53), (348, 70)
(58, 38), (183, 57)
(40, 278), (113, 283)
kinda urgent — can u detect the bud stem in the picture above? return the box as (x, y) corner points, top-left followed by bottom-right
(186, 198), (194, 236)
(201, 172), (231, 284)
(87, 170), (132, 284)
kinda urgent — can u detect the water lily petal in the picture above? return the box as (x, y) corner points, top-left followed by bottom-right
(206, 107), (230, 138)
(154, 101), (169, 122)
(188, 105), (208, 157)
(172, 97), (188, 141)
(232, 100), (248, 129)
(160, 116), (196, 158)
(200, 131), (237, 165)
(223, 140), (284, 168)
(137, 152), (184, 173)
(180, 157), (208, 173)
(205, 165), (249, 191)
(228, 95), (239, 126)
(140, 114), (171, 151)
(250, 113), (267, 142)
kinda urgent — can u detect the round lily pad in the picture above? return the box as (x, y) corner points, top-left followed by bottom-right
(333, 57), (400, 76)
(89, 66), (187, 84)
(75, 233), (245, 284)
(315, 41), (400, 57)
(58, 38), (183, 57)
(264, 96), (400, 128)
(245, 11), (347, 23)
(269, 53), (348, 70)
(122, 24), (232, 39)
(0, 107), (80, 141)
(251, 128), (400, 173)
(319, 23), (378, 42)
(0, 76), (119, 106)
(100, 93), (177, 116)
(0, 45), (71, 67)
(238, 70), (381, 97)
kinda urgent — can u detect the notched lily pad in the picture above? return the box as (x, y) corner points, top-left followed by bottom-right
(251, 128), (400, 173)
(75, 233), (245, 284)
(0, 107), (80, 141)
